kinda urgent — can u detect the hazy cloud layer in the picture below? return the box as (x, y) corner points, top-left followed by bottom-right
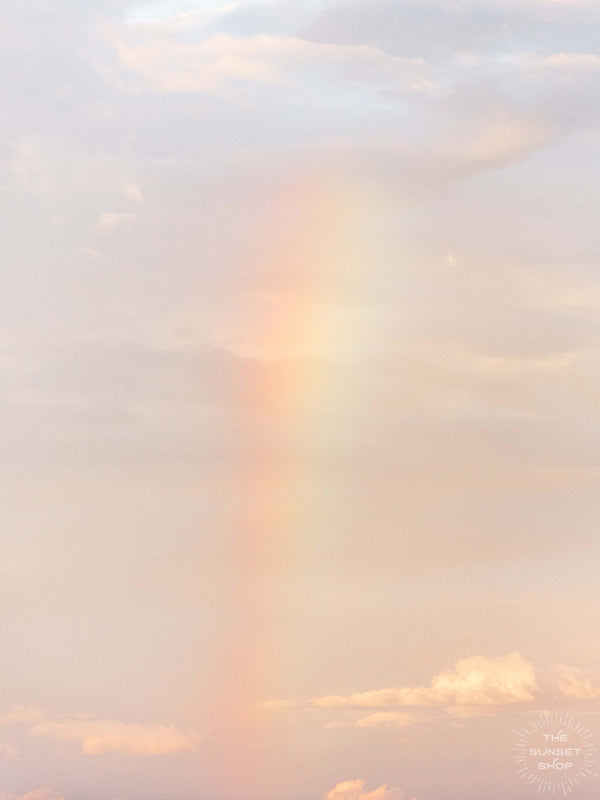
(2, 1), (600, 799)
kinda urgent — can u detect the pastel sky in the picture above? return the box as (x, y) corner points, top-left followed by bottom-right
(2, 1), (600, 799)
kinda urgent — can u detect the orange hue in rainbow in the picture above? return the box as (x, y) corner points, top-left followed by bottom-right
(210, 170), (380, 791)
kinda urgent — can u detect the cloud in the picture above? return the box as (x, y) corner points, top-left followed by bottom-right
(95, 211), (141, 230)
(0, 706), (47, 725)
(257, 699), (299, 710)
(0, 742), (19, 758)
(460, 113), (552, 166)
(10, 139), (57, 198)
(354, 712), (418, 729)
(112, 32), (425, 94)
(0, 792), (64, 800)
(0, 707), (201, 756)
(546, 664), (600, 699)
(311, 653), (537, 709)
(30, 717), (199, 755)
(300, 0), (600, 60)
(74, 246), (102, 259)
(531, 0), (595, 5)
(121, 179), (145, 205)
(516, 51), (600, 72)
(128, 4), (243, 35)
(324, 712), (421, 730)
(323, 780), (407, 800)
(270, 655), (600, 724)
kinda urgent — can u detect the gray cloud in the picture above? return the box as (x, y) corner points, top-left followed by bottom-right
(300, 0), (600, 59)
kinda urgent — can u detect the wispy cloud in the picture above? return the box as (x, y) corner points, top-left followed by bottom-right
(0, 707), (201, 756)
(112, 32), (425, 94)
(545, 664), (600, 700)
(353, 712), (420, 729)
(520, 51), (600, 71)
(0, 742), (19, 758)
(0, 791), (64, 800)
(121, 179), (145, 205)
(95, 211), (141, 231)
(0, 706), (47, 725)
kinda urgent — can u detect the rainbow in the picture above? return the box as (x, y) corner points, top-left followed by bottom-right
(208, 168), (383, 789)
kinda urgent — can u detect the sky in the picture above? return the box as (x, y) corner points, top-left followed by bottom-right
(2, 0), (600, 799)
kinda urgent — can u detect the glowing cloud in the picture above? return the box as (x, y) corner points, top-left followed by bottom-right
(30, 718), (199, 755)
(354, 712), (419, 729)
(311, 653), (537, 709)
(323, 780), (407, 800)
(0, 707), (201, 756)
(0, 792), (64, 800)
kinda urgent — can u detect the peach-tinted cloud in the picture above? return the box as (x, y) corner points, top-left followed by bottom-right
(0, 706), (201, 756)
(269, 654), (600, 728)
(354, 712), (418, 729)
(324, 712), (421, 730)
(257, 699), (299, 710)
(323, 780), (408, 800)
(30, 718), (199, 755)
(311, 652), (537, 709)
(0, 706), (47, 725)
(547, 664), (600, 700)
(461, 113), (552, 166)
(0, 791), (64, 800)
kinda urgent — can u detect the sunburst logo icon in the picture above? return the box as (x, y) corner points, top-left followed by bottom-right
(513, 712), (597, 795)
